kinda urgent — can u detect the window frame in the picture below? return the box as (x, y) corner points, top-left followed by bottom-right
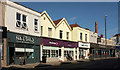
(85, 34), (87, 41)
(80, 33), (82, 40)
(48, 27), (52, 37)
(60, 30), (63, 39)
(16, 12), (28, 30)
(66, 32), (69, 40)
(41, 26), (43, 36)
(34, 19), (39, 32)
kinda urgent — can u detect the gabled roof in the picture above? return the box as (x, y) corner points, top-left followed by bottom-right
(53, 18), (72, 30)
(70, 24), (81, 29)
(113, 33), (120, 37)
(53, 18), (63, 25)
(41, 11), (56, 27)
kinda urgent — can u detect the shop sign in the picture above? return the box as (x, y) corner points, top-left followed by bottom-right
(16, 35), (34, 43)
(79, 42), (90, 48)
(41, 37), (78, 47)
(49, 41), (58, 45)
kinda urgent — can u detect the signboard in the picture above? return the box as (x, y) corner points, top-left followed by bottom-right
(7, 32), (40, 45)
(79, 42), (90, 48)
(41, 37), (78, 48)
(16, 35), (34, 44)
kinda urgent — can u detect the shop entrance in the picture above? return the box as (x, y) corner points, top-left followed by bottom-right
(9, 47), (15, 65)
(59, 49), (61, 57)
(79, 49), (86, 59)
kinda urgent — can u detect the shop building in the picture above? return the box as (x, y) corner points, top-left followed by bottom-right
(110, 33), (120, 56)
(89, 22), (115, 59)
(41, 37), (78, 62)
(1, 0), (41, 66)
(7, 32), (40, 65)
(40, 11), (77, 61)
(94, 35), (115, 58)
(78, 42), (90, 59)
(70, 24), (90, 60)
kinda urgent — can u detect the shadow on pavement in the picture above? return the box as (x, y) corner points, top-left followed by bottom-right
(77, 61), (85, 63)
(34, 64), (52, 68)
(60, 62), (71, 65)
(2, 66), (27, 70)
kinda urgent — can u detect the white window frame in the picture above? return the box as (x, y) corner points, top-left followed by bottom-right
(16, 12), (28, 30)
(66, 32), (69, 40)
(48, 27), (52, 37)
(34, 19), (39, 32)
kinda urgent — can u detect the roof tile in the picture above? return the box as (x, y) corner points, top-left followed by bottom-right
(53, 18), (63, 25)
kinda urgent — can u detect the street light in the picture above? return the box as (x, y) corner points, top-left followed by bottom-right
(105, 15), (107, 47)
(105, 15), (107, 57)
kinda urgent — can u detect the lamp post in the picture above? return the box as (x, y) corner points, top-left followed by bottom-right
(105, 15), (107, 57)
(105, 15), (107, 47)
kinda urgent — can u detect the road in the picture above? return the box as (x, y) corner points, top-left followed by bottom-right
(2, 58), (120, 70)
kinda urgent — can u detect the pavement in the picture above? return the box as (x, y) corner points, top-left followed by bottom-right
(1, 57), (119, 70)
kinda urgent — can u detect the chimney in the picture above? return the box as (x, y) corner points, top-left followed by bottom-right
(101, 34), (103, 38)
(95, 21), (98, 33)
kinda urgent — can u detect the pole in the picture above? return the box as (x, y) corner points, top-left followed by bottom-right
(105, 15), (107, 57)
(105, 15), (107, 47)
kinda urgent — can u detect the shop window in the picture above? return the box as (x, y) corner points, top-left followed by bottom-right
(95, 50), (98, 55)
(60, 30), (63, 39)
(26, 52), (34, 59)
(34, 19), (38, 32)
(69, 51), (73, 56)
(48, 28), (52, 37)
(64, 51), (69, 57)
(98, 50), (101, 55)
(64, 51), (73, 57)
(15, 47), (34, 59)
(43, 50), (50, 57)
(15, 52), (34, 59)
(51, 50), (58, 57)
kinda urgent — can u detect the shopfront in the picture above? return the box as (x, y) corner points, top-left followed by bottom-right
(115, 46), (120, 56)
(7, 32), (40, 65)
(78, 42), (90, 59)
(40, 37), (78, 62)
(90, 43), (114, 59)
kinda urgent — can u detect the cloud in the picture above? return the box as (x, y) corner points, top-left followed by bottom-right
(69, 16), (77, 22)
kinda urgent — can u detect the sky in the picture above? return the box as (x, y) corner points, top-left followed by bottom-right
(18, 2), (118, 39)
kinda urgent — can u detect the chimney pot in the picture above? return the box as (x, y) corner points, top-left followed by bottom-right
(101, 34), (103, 38)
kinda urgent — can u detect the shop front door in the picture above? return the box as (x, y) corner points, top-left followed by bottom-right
(9, 47), (15, 65)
